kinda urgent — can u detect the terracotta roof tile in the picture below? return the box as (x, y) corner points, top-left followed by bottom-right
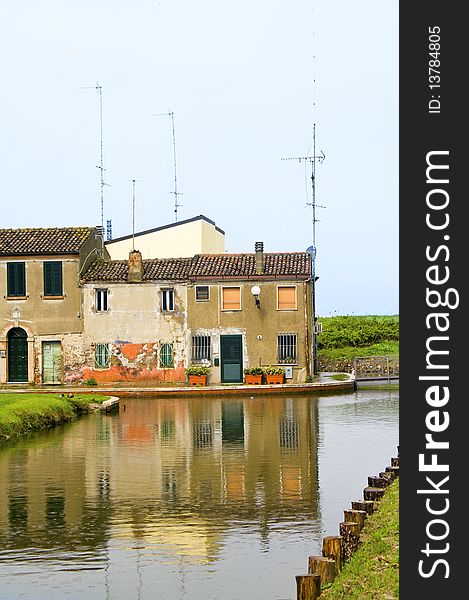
(0, 227), (96, 256)
(81, 252), (311, 282)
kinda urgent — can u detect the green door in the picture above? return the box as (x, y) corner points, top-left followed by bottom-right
(42, 341), (62, 384)
(7, 328), (28, 383)
(220, 335), (243, 383)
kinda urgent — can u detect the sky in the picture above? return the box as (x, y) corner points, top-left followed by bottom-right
(0, 0), (398, 317)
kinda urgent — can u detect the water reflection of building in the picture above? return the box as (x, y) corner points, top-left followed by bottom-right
(0, 395), (319, 564)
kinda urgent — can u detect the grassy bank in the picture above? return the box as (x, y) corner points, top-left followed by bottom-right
(317, 315), (399, 372)
(0, 393), (110, 441)
(320, 478), (399, 599)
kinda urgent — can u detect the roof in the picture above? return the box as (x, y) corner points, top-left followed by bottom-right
(0, 227), (96, 256)
(81, 252), (311, 282)
(105, 214), (225, 245)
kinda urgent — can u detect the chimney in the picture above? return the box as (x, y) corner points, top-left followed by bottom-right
(128, 250), (144, 282)
(255, 241), (264, 274)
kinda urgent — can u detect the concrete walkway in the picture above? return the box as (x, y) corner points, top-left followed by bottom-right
(0, 373), (355, 396)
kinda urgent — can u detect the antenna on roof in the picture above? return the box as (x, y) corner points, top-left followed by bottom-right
(153, 110), (183, 222)
(79, 82), (110, 239)
(131, 179), (136, 251)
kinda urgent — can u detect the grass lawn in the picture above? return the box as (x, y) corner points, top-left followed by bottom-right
(0, 393), (110, 441)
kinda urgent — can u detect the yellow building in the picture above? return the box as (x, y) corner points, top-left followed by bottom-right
(0, 226), (107, 384)
(105, 214), (225, 260)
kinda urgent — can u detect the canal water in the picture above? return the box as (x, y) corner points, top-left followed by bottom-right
(0, 389), (398, 600)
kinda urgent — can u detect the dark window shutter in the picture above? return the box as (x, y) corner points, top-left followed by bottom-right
(7, 263), (25, 297)
(44, 261), (63, 296)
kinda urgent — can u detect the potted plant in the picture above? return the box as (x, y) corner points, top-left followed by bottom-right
(264, 366), (284, 384)
(185, 365), (210, 386)
(244, 367), (264, 385)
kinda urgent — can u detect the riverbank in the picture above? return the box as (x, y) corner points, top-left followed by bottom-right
(0, 393), (110, 441)
(320, 478), (399, 599)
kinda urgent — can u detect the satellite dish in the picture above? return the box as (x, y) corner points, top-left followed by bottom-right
(306, 245), (317, 259)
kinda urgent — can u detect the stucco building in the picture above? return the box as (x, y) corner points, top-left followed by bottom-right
(78, 242), (313, 384)
(0, 226), (107, 384)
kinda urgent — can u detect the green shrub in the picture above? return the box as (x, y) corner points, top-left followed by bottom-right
(185, 366), (210, 376)
(244, 367), (264, 375)
(83, 378), (98, 386)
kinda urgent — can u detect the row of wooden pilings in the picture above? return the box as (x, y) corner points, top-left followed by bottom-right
(295, 446), (400, 599)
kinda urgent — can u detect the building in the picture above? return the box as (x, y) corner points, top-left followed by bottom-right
(78, 242), (313, 384)
(0, 227), (107, 384)
(105, 214), (225, 260)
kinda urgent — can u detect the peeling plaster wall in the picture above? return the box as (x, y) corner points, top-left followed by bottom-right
(81, 282), (188, 383)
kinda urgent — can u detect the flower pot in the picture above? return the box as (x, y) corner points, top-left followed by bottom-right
(266, 374), (284, 385)
(245, 374), (262, 385)
(188, 374), (207, 386)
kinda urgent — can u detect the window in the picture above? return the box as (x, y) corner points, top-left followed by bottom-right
(95, 289), (108, 312)
(192, 335), (211, 362)
(43, 261), (63, 296)
(95, 343), (110, 368)
(277, 286), (297, 310)
(160, 342), (174, 367)
(161, 289), (174, 312)
(276, 334), (298, 364)
(195, 285), (210, 301)
(7, 262), (26, 297)
(222, 287), (241, 310)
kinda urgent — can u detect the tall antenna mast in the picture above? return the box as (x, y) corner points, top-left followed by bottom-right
(79, 82), (110, 240)
(132, 179), (136, 251)
(153, 110), (183, 222)
(281, 124), (325, 375)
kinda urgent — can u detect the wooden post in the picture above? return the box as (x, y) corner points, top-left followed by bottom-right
(344, 509), (367, 530)
(339, 522), (361, 562)
(296, 574), (321, 600)
(308, 556), (337, 584)
(351, 500), (376, 514)
(322, 535), (342, 572)
(368, 476), (389, 488)
(363, 487), (385, 501)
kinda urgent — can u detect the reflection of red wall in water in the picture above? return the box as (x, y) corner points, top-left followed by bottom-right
(123, 424), (154, 444)
(225, 469), (245, 499)
(281, 465), (301, 496)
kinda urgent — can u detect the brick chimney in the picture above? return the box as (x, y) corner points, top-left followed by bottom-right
(128, 250), (144, 282)
(255, 241), (264, 275)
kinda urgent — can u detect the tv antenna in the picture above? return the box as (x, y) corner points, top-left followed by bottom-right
(282, 124), (325, 376)
(131, 178), (139, 251)
(79, 82), (110, 236)
(281, 124), (325, 248)
(153, 110), (183, 222)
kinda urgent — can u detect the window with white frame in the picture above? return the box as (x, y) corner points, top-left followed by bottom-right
(159, 342), (174, 367)
(161, 288), (174, 312)
(192, 335), (211, 362)
(95, 343), (110, 368)
(277, 285), (297, 310)
(195, 285), (210, 301)
(221, 286), (241, 310)
(95, 288), (108, 312)
(276, 334), (298, 364)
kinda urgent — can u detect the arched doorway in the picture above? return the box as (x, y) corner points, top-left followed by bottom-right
(8, 328), (28, 383)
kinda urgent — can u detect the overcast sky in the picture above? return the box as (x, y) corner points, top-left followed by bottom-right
(1, 0), (398, 316)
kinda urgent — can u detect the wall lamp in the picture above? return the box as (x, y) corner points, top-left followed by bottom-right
(251, 285), (261, 309)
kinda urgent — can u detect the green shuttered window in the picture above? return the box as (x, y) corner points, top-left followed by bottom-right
(43, 261), (63, 296)
(7, 262), (26, 297)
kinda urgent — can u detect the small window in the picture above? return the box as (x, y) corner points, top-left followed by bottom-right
(222, 287), (241, 310)
(277, 286), (297, 310)
(95, 289), (108, 312)
(7, 262), (26, 297)
(43, 261), (63, 297)
(276, 334), (298, 364)
(95, 343), (110, 368)
(192, 335), (211, 362)
(195, 286), (210, 301)
(161, 289), (174, 312)
(160, 342), (174, 367)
